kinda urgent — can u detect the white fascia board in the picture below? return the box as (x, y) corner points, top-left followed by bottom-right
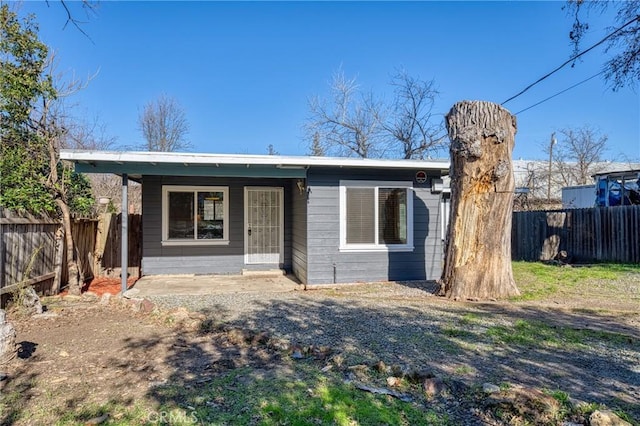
(60, 149), (450, 171)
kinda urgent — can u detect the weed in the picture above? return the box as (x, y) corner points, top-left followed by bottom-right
(574, 401), (602, 416)
(442, 325), (473, 339)
(198, 318), (215, 333)
(546, 389), (571, 416)
(499, 382), (512, 391)
(453, 365), (474, 376)
(613, 409), (635, 424)
(459, 312), (481, 325)
(9, 244), (45, 315)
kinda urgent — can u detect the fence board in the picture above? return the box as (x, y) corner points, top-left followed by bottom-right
(1, 209), (60, 297)
(94, 213), (142, 279)
(1, 208), (142, 306)
(512, 206), (640, 263)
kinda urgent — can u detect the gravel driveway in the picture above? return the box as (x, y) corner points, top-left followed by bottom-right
(147, 281), (640, 419)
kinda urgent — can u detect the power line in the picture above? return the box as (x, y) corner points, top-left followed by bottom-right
(513, 71), (605, 115)
(502, 15), (640, 105)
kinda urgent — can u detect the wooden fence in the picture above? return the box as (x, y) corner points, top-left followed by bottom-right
(0, 209), (61, 299)
(512, 205), (640, 263)
(94, 213), (142, 279)
(1, 209), (142, 305)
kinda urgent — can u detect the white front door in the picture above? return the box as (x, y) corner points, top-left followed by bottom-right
(244, 187), (284, 264)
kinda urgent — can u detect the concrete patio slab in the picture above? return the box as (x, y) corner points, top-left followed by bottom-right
(131, 273), (301, 298)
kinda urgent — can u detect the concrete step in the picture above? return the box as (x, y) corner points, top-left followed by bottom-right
(241, 269), (286, 277)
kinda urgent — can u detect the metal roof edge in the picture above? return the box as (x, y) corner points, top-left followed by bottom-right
(60, 149), (450, 170)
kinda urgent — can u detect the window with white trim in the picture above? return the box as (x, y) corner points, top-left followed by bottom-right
(162, 186), (229, 245)
(339, 181), (413, 252)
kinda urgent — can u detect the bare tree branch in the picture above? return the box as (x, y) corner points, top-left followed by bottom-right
(44, 0), (98, 41)
(553, 126), (608, 186)
(305, 68), (444, 159)
(305, 69), (385, 158)
(565, 0), (640, 89)
(138, 94), (191, 152)
(384, 69), (445, 159)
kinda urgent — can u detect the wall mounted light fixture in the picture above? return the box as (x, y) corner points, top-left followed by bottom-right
(296, 179), (306, 194)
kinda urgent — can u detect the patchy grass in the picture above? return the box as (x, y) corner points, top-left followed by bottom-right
(0, 395), (151, 426)
(2, 364), (449, 426)
(459, 312), (481, 325)
(512, 261), (640, 301)
(486, 319), (636, 349)
(54, 401), (150, 426)
(442, 325), (474, 339)
(147, 365), (445, 426)
(453, 365), (475, 376)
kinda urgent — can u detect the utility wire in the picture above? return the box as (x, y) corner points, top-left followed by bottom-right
(502, 14), (640, 105)
(513, 70), (605, 115)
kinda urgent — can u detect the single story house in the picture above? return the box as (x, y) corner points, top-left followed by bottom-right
(61, 150), (450, 285)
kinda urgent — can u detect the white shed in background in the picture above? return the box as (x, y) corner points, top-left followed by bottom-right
(562, 185), (595, 209)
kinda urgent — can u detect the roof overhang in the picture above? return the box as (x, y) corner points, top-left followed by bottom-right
(592, 169), (640, 180)
(60, 150), (450, 180)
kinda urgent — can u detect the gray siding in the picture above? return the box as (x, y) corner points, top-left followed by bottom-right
(142, 176), (293, 276)
(290, 180), (308, 283)
(305, 168), (444, 284)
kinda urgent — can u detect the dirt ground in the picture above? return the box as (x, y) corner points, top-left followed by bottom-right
(1, 276), (638, 425)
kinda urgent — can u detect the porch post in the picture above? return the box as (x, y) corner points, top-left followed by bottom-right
(121, 173), (128, 294)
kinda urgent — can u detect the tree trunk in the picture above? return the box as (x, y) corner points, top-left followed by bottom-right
(438, 101), (520, 300)
(57, 199), (81, 295)
(44, 119), (81, 295)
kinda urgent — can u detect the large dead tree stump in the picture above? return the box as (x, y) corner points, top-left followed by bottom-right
(438, 100), (520, 300)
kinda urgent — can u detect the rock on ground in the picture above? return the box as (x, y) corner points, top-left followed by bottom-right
(589, 410), (632, 426)
(22, 287), (43, 314)
(0, 310), (16, 365)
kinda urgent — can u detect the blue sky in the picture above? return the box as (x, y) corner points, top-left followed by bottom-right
(17, 1), (640, 161)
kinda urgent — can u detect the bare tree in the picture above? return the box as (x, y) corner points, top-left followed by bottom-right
(61, 115), (144, 214)
(308, 131), (325, 156)
(62, 113), (115, 150)
(138, 95), (191, 152)
(32, 68), (91, 295)
(554, 126), (608, 186)
(89, 174), (142, 214)
(305, 68), (444, 159)
(266, 144), (279, 155)
(566, 1), (640, 89)
(305, 69), (386, 158)
(384, 70), (445, 159)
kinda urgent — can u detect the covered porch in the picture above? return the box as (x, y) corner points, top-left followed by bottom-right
(61, 150), (311, 292)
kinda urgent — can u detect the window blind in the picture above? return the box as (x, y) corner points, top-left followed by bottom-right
(346, 187), (375, 244)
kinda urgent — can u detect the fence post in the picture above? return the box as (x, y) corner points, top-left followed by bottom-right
(121, 173), (128, 294)
(52, 226), (65, 294)
(94, 213), (111, 277)
(0, 210), (4, 291)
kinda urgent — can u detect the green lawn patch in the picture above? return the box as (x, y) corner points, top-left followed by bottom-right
(511, 261), (640, 301)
